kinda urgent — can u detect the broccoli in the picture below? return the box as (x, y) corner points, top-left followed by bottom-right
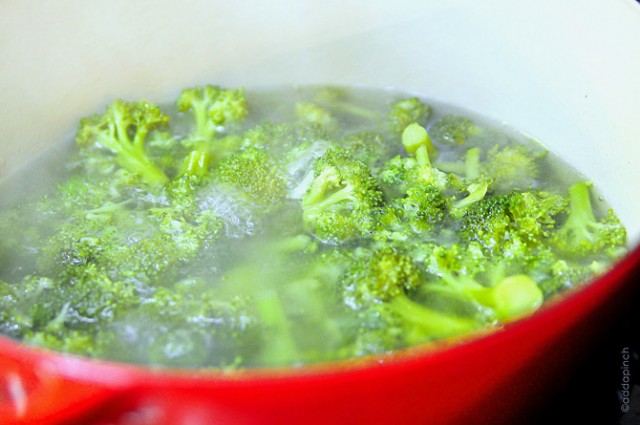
(179, 150), (211, 177)
(217, 147), (288, 208)
(457, 190), (565, 253)
(340, 131), (396, 171)
(435, 147), (482, 180)
(386, 97), (433, 135)
(311, 86), (380, 121)
(337, 247), (488, 353)
(419, 243), (544, 322)
(177, 85), (248, 147)
(379, 123), (456, 196)
(537, 259), (600, 299)
(302, 148), (384, 243)
(341, 246), (422, 307)
(484, 144), (544, 192)
(94, 286), (263, 368)
(75, 99), (170, 184)
(0, 83), (629, 369)
(295, 101), (337, 129)
(11, 267), (139, 354)
(551, 181), (627, 259)
(375, 184), (450, 242)
(429, 114), (479, 145)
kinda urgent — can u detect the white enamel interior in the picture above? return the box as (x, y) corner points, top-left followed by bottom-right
(1, 0), (639, 243)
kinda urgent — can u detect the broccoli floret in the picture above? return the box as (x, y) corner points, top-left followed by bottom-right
(484, 144), (544, 191)
(302, 148), (384, 243)
(75, 99), (170, 184)
(507, 190), (568, 243)
(177, 85), (248, 147)
(420, 244), (544, 322)
(295, 101), (337, 129)
(340, 131), (396, 171)
(375, 184), (450, 242)
(13, 267), (138, 348)
(551, 181), (627, 259)
(386, 97), (433, 135)
(217, 147), (287, 208)
(95, 287), (263, 368)
(457, 190), (565, 252)
(457, 193), (513, 251)
(429, 115), (479, 145)
(379, 123), (457, 196)
(537, 259), (601, 299)
(311, 86), (379, 121)
(337, 247), (486, 353)
(341, 246), (422, 307)
(36, 173), (223, 288)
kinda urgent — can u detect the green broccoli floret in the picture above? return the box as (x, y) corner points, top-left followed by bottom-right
(95, 287), (263, 369)
(37, 173), (222, 289)
(429, 114), (480, 145)
(537, 259), (602, 299)
(457, 194), (512, 251)
(177, 85), (248, 146)
(302, 148), (384, 243)
(337, 247), (487, 351)
(506, 190), (568, 243)
(386, 97), (433, 135)
(13, 266), (138, 349)
(295, 101), (337, 129)
(217, 147), (287, 208)
(551, 181), (627, 259)
(379, 123), (458, 196)
(421, 244), (544, 322)
(340, 131), (396, 171)
(75, 99), (170, 184)
(311, 86), (380, 121)
(484, 144), (544, 191)
(457, 190), (564, 252)
(341, 246), (422, 307)
(375, 184), (450, 242)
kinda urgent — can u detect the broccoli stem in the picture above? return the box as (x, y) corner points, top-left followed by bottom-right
(402, 123), (435, 158)
(391, 295), (479, 341)
(115, 148), (169, 184)
(565, 181), (597, 235)
(323, 100), (379, 121)
(181, 151), (211, 177)
(256, 291), (300, 366)
(303, 184), (355, 213)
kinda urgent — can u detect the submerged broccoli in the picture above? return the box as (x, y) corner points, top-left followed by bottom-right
(337, 246), (489, 354)
(217, 147), (287, 208)
(484, 144), (544, 192)
(0, 83), (629, 370)
(386, 97), (433, 135)
(311, 86), (380, 121)
(429, 114), (479, 145)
